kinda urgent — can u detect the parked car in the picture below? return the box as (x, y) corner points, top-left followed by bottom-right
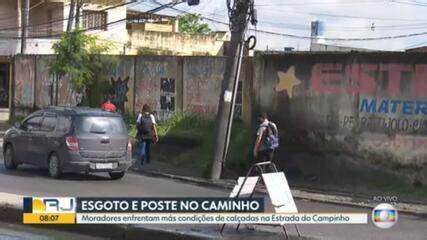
(3, 107), (133, 179)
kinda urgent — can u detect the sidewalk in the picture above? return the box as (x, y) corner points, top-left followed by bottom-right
(132, 160), (427, 216)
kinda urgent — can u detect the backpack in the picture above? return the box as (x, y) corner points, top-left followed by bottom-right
(137, 113), (153, 139)
(263, 122), (279, 150)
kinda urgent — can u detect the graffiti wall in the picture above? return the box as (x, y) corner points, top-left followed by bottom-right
(134, 56), (180, 121)
(253, 52), (427, 167)
(183, 57), (225, 115)
(13, 55), (229, 122)
(100, 56), (135, 114)
(14, 55), (35, 109)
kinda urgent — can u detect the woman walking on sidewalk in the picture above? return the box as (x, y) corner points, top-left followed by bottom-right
(136, 104), (159, 168)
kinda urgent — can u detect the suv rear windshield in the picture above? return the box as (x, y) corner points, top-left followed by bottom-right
(74, 116), (126, 134)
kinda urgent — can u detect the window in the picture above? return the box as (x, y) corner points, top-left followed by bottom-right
(22, 116), (42, 131)
(75, 116), (126, 134)
(82, 10), (107, 31)
(41, 116), (57, 132)
(56, 116), (72, 133)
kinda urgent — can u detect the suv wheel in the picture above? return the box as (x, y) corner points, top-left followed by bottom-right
(109, 171), (125, 180)
(48, 153), (62, 179)
(4, 145), (17, 170)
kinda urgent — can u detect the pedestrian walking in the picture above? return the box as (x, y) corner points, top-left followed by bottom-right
(136, 104), (159, 168)
(101, 95), (116, 113)
(253, 112), (279, 164)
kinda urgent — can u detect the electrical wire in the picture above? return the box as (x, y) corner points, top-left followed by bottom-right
(163, 4), (427, 42)
(0, 0), (139, 33)
(393, 0), (427, 7)
(3, 0), (427, 42)
(255, 0), (389, 7)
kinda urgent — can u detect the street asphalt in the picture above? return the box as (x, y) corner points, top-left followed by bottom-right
(0, 221), (103, 240)
(0, 156), (425, 240)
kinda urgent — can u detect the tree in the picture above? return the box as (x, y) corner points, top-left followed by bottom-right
(178, 13), (211, 34)
(48, 30), (111, 105)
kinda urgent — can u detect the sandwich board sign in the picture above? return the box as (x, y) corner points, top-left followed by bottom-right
(223, 162), (301, 238)
(262, 172), (298, 213)
(229, 176), (259, 198)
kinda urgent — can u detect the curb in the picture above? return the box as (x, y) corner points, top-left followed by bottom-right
(133, 169), (427, 217)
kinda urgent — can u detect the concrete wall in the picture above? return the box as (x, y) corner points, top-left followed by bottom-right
(183, 57), (225, 114)
(128, 23), (175, 33)
(0, 0), (20, 55)
(12, 55), (228, 121)
(29, 2), (64, 37)
(252, 52), (427, 177)
(128, 31), (229, 56)
(13, 55), (36, 116)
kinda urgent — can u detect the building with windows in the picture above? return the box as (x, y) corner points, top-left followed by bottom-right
(0, 0), (127, 55)
(125, 9), (229, 56)
(0, 0), (127, 114)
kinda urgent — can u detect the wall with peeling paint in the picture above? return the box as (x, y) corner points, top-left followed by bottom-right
(13, 56), (35, 113)
(12, 55), (230, 122)
(252, 52), (427, 183)
(134, 56), (181, 122)
(183, 57), (225, 115)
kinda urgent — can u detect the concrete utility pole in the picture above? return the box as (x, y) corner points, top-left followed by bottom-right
(75, 0), (83, 28)
(67, 0), (76, 32)
(210, 0), (253, 179)
(20, 0), (30, 54)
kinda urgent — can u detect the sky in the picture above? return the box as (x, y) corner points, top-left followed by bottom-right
(129, 0), (427, 51)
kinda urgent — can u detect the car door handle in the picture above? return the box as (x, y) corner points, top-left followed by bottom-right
(101, 137), (110, 144)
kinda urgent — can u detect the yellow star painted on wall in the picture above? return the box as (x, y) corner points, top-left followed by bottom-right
(276, 66), (302, 98)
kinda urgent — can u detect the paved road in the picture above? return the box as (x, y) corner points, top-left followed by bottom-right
(0, 159), (425, 240)
(0, 221), (102, 240)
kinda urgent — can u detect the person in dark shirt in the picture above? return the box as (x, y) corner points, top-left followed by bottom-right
(136, 104), (158, 167)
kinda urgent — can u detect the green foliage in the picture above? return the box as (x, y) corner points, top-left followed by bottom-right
(49, 30), (110, 91)
(178, 13), (211, 34)
(138, 47), (157, 55)
(126, 112), (251, 177)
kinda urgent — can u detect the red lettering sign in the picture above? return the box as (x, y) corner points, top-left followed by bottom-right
(311, 63), (427, 97)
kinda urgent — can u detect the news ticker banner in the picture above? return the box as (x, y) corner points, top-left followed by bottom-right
(22, 197), (367, 225)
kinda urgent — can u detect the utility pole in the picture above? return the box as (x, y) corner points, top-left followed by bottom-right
(211, 0), (255, 179)
(67, 0), (76, 32)
(75, 0), (83, 28)
(20, 0), (30, 54)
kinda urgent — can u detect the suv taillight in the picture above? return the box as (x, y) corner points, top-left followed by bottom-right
(127, 140), (132, 152)
(66, 136), (79, 151)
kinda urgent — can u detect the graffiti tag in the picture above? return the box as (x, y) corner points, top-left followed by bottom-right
(110, 76), (129, 114)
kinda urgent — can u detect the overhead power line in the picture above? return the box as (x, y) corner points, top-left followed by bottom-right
(3, 0), (427, 42)
(0, 0), (139, 33)
(249, 28), (427, 41)
(255, 0), (388, 7)
(393, 0), (427, 7)
(161, 4), (427, 42)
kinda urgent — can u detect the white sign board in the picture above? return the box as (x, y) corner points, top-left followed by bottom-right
(223, 90), (232, 102)
(229, 177), (259, 198)
(262, 172), (298, 213)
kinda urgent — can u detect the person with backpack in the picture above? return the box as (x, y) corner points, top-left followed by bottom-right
(253, 112), (279, 164)
(136, 104), (159, 167)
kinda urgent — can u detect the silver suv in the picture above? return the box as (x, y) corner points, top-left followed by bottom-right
(3, 107), (132, 179)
